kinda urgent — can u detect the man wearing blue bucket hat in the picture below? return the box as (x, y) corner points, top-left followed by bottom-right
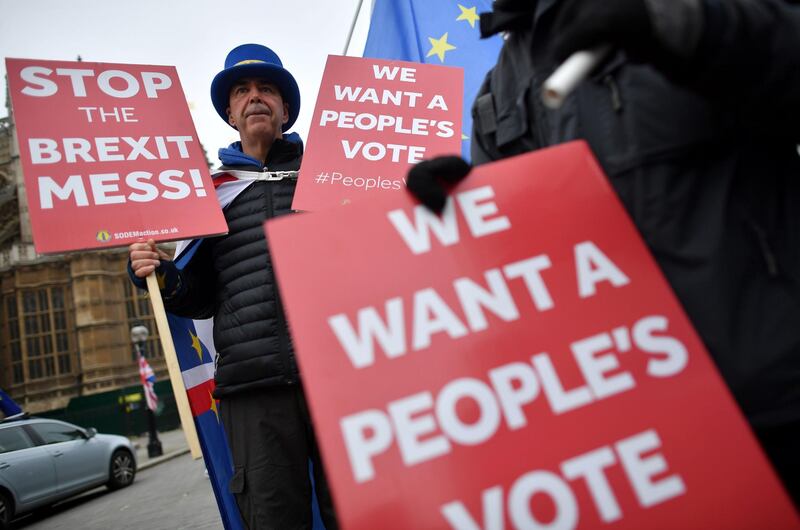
(129, 43), (338, 529)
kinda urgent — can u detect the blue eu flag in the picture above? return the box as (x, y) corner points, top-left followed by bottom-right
(363, 0), (502, 160)
(0, 387), (22, 417)
(167, 313), (245, 530)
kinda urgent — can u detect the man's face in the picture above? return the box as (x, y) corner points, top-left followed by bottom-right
(226, 77), (289, 142)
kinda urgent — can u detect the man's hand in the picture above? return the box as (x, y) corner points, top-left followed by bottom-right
(406, 156), (472, 214)
(551, 0), (704, 69)
(129, 239), (171, 278)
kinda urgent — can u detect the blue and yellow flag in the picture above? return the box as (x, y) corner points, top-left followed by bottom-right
(167, 313), (245, 530)
(363, 0), (502, 159)
(0, 387), (22, 417)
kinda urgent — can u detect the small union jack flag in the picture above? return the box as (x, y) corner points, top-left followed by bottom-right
(138, 353), (158, 412)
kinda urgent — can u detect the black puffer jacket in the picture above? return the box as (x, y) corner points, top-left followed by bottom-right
(163, 138), (301, 398)
(472, 0), (800, 427)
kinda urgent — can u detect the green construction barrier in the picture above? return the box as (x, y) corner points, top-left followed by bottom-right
(38, 380), (180, 436)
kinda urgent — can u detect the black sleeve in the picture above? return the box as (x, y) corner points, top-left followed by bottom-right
(685, 0), (800, 138)
(470, 76), (497, 167)
(126, 259), (147, 290)
(162, 240), (216, 320)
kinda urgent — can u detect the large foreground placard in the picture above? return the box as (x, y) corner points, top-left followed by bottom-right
(266, 142), (798, 529)
(292, 55), (463, 211)
(6, 58), (227, 253)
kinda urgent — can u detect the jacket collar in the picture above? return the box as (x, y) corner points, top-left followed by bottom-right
(217, 132), (304, 170)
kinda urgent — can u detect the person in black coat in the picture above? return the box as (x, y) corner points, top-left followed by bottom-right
(129, 43), (338, 529)
(408, 0), (800, 507)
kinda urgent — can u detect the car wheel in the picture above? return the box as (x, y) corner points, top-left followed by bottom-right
(0, 490), (12, 530)
(107, 449), (136, 490)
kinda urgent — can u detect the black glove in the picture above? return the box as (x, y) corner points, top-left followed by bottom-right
(406, 156), (472, 214)
(551, 0), (704, 70)
(479, 0), (536, 38)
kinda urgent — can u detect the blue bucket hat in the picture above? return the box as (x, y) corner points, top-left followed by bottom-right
(210, 43), (300, 131)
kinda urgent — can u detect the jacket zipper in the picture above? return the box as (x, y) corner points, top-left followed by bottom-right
(261, 168), (297, 384)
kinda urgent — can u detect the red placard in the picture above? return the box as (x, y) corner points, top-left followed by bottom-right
(292, 55), (463, 211)
(5, 58), (227, 253)
(266, 142), (798, 529)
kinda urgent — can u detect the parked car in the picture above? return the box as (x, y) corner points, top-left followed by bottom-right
(0, 414), (136, 528)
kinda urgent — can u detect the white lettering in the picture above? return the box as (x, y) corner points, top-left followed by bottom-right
(63, 138), (94, 163)
(435, 378), (501, 446)
(372, 65), (417, 83)
(633, 316), (688, 377)
(561, 446), (621, 523)
(456, 186), (511, 238)
(532, 353), (593, 414)
(89, 173), (125, 205)
(55, 68), (94, 97)
(126, 171), (159, 202)
(427, 94), (448, 111)
(158, 169), (191, 199)
(571, 333), (635, 399)
(20, 66), (57, 97)
(488, 362), (540, 430)
(616, 429), (686, 508)
(328, 298), (406, 369)
(340, 410), (393, 483)
(454, 269), (519, 332)
(388, 199), (460, 254)
(97, 70), (140, 98)
(503, 256), (554, 311)
(412, 288), (469, 350)
(28, 138), (62, 164)
(574, 241), (630, 297)
(95, 137), (124, 162)
(140, 71), (172, 98)
(38, 175), (89, 209)
(509, 471), (578, 530)
(389, 392), (450, 467)
(441, 486), (503, 530)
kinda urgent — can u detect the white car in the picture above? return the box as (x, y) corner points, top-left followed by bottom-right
(0, 414), (137, 528)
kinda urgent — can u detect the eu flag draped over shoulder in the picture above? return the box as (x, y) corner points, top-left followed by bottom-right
(0, 388), (22, 417)
(166, 312), (245, 530)
(363, 0), (502, 160)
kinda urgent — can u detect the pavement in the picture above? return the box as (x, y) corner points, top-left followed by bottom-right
(130, 428), (191, 471)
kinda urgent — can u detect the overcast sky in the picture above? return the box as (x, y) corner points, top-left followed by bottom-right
(0, 0), (372, 162)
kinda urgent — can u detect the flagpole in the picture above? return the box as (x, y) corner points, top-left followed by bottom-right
(342, 0), (366, 55)
(146, 273), (202, 459)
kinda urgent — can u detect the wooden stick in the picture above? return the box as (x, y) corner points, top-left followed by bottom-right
(146, 273), (202, 459)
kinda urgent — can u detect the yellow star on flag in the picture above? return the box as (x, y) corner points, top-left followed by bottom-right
(462, 133), (470, 140)
(209, 391), (220, 422)
(427, 32), (456, 63)
(456, 5), (480, 28)
(190, 331), (203, 362)
(156, 271), (166, 290)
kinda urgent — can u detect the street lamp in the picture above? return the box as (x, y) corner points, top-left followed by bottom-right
(131, 325), (163, 458)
